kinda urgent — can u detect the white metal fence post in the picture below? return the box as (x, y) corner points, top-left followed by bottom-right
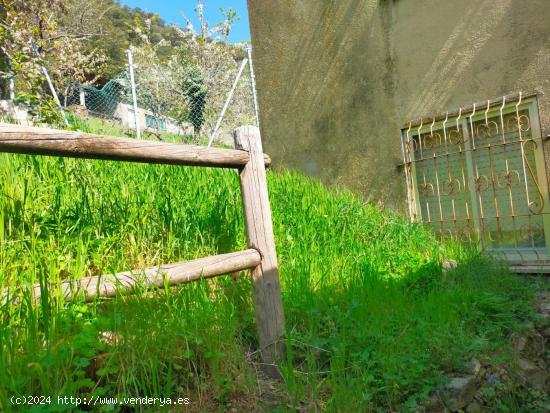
(42, 69), (62, 108)
(208, 58), (248, 148)
(30, 41), (61, 108)
(79, 87), (86, 108)
(9, 78), (15, 101)
(127, 49), (141, 140)
(30, 40), (68, 125)
(246, 46), (260, 128)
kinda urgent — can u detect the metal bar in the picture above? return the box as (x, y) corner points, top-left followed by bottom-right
(42, 68), (62, 108)
(79, 87), (86, 107)
(402, 91), (537, 129)
(400, 136), (546, 164)
(9, 78), (15, 101)
(402, 93), (550, 271)
(30, 40), (68, 125)
(246, 46), (260, 128)
(208, 58), (249, 148)
(400, 128), (415, 221)
(127, 49), (141, 140)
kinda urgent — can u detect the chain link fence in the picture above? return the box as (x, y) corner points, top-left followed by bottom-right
(2, 47), (259, 147)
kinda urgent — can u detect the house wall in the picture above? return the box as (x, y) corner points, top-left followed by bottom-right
(0, 100), (30, 125)
(119, 103), (148, 131)
(247, 0), (550, 209)
(115, 103), (192, 136)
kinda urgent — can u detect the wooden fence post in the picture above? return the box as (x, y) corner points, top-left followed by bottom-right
(234, 125), (285, 377)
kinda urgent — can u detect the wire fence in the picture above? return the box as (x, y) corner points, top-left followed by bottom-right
(2, 47), (259, 147)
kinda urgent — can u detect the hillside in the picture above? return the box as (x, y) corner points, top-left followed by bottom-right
(0, 119), (545, 412)
(71, 1), (198, 80)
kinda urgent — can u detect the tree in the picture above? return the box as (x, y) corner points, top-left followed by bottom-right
(0, 0), (106, 122)
(130, 1), (246, 138)
(213, 8), (239, 43)
(1, 0), (251, 135)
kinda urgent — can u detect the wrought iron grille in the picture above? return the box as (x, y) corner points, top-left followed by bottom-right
(401, 92), (550, 269)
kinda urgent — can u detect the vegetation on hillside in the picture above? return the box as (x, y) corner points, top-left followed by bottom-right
(0, 118), (543, 412)
(0, 0), (245, 130)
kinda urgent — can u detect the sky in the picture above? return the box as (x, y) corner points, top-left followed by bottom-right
(119, 0), (250, 44)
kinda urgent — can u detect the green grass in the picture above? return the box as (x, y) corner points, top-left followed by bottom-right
(0, 120), (538, 412)
(64, 113), (205, 145)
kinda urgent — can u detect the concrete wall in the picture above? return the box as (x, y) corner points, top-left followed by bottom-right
(115, 103), (192, 136)
(0, 100), (30, 125)
(248, 0), (550, 209)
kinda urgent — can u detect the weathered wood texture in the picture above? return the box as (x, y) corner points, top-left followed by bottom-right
(235, 125), (285, 375)
(0, 123), (285, 376)
(0, 123), (271, 168)
(3, 249), (261, 303)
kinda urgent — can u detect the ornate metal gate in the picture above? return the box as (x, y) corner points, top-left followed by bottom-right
(401, 92), (550, 272)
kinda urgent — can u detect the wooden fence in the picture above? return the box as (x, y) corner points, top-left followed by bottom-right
(0, 123), (284, 376)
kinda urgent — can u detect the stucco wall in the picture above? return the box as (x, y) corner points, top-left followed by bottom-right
(247, 0), (550, 209)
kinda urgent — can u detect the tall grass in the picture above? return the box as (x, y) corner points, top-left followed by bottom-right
(0, 123), (536, 411)
(64, 113), (201, 144)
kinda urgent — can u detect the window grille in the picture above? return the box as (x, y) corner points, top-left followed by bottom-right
(401, 92), (550, 272)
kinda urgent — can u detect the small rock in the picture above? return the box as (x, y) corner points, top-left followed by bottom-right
(519, 358), (536, 371)
(535, 292), (550, 318)
(513, 336), (528, 353)
(424, 394), (447, 413)
(469, 358), (481, 377)
(465, 401), (482, 413)
(517, 358), (547, 390)
(524, 321), (535, 330)
(528, 331), (546, 358)
(542, 327), (550, 339)
(513, 330), (545, 358)
(444, 375), (477, 411)
(478, 367), (486, 379)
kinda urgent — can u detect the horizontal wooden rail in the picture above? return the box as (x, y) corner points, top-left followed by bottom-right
(0, 123), (285, 377)
(3, 249), (261, 303)
(0, 124), (271, 168)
